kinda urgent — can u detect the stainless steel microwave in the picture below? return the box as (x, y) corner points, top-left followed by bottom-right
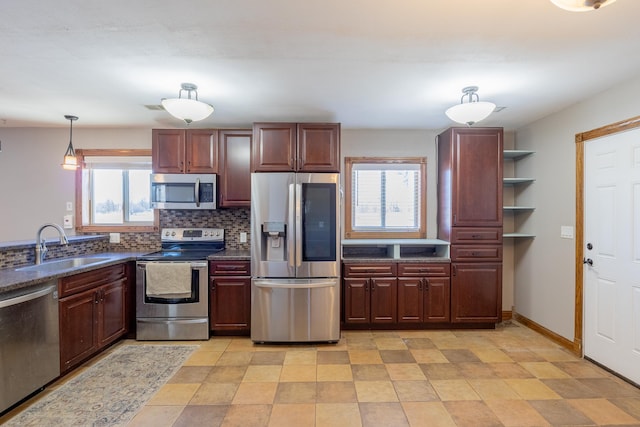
(150, 173), (216, 209)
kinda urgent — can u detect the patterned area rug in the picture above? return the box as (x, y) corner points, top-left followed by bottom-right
(4, 344), (197, 427)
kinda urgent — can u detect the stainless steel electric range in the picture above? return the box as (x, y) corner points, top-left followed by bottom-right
(136, 228), (224, 340)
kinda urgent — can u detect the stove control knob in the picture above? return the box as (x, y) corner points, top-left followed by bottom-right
(171, 231), (176, 236)
(164, 231), (170, 236)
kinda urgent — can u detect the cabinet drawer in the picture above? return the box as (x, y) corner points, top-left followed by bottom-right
(451, 245), (503, 262)
(451, 228), (502, 244)
(343, 263), (396, 278)
(397, 263), (450, 277)
(59, 263), (126, 298)
(209, 260), (251, 276)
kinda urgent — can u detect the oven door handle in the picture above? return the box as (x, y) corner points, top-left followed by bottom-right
(137, 261), (208, 269)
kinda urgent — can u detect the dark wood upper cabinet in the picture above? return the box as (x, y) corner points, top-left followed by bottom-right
(186, 129), (218, 173)
(218, 129), (252, 207)
(297, 123), (340, 172)
(252, 122), (340, 172)
(251, 122), (296, 171)
(437, 127), (503, 239)
(152, 129), (185, 173)
(152, 129), (218, 173)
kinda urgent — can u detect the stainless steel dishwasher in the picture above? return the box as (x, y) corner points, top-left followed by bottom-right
(0, 282), (60, 413)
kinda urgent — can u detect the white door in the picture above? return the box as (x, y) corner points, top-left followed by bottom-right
(584, 129), (640, 384)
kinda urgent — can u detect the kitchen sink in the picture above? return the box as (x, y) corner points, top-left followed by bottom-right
(15, 256), (112, 273)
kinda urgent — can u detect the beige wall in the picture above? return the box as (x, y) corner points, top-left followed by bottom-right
(514, 74), (640, 341)
(0, 128), (151, 242)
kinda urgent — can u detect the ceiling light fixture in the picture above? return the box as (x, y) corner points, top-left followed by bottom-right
(161, 83), (214, 124)
(550, 0), (616, 11)
(445, 86), (496, 126)
(61, 115), (79, 170)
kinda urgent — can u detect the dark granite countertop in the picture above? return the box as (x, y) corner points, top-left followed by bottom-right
(208, 250), (251, 260)
(342, 257), (451, 263)
(0, 252), (143, 296)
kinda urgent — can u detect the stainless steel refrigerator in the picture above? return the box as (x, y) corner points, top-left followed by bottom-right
(251, 172), (340, 343)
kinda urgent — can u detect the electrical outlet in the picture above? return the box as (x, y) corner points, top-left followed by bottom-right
(240, 232), (247, 243)
(109, 233), (121, 244)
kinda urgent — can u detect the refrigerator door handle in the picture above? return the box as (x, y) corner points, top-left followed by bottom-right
(288, 182), (296, 269)
(253, 279), (337, 289)
(295, 182), (302, 268)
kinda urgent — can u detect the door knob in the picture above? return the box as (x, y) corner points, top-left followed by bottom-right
(583, 258), (593, 266)
(586, 243), (593, 250)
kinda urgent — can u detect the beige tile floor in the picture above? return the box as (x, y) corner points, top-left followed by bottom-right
(5, 321), (640, 426)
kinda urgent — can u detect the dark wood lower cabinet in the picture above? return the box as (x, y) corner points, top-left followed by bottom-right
(59, 288), (99, 371)
(343, 277), (398, 324)
(343, 278), (369, 323)
(209, 260), (251, 335)
(451, 263), (502, 323)
(342, 259), (502, 328)
(397, 263), (450, 324)
(397, 278), (452, 323)
(370, 278), (397, 323)
(59, 264), (128, 373)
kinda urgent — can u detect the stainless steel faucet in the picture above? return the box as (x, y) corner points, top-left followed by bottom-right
(35, 223), (69, 264)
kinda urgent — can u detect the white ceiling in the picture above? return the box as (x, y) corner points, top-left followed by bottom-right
(1, 0), (639, 130)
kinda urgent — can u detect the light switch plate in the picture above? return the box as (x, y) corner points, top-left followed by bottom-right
(560, 225), (574, 239)
(66, 201), (73, 211)
(109, 233), (121, 244)
(240, 232), (247, 243)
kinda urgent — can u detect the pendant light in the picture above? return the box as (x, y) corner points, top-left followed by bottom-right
(161, 83), (214, 124)
(550, 0), (616, 11)
(445, 86), (496, 126)
(61, 115), (79, 170)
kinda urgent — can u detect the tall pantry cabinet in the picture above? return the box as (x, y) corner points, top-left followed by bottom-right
(437, 127), (503, 324)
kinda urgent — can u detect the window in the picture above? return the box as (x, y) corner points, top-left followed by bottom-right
(75, 149), (158, 232)
(344, 157), (426, 239)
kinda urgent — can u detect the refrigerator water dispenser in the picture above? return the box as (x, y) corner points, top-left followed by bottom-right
(262, 221), (286, 261)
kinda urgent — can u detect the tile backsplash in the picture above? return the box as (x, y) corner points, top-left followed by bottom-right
(0, 237), (109, 269)
(94, 207), (250, 252)
(0, 208), (251, 268)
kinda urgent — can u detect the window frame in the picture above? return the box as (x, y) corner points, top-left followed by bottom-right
(344, 156), (427, 239)
(75, 149), (159, 233)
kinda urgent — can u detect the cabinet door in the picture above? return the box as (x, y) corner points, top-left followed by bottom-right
(424, 277), (450, 322)
(370, 278), (397, 323)
(252, 122), (296, 172)
(59, 288), (99, 372)
(218, 129), (252, 207)
(451, 263), (501, 323)
(297, 123), (340, 172)
(343, 278), (369, 324)
(186, 129), (218, 173)
(98, 279), (127, 347)
(397, 278), (423, 323)
(451, 128), (503, 226)
(210, 276), (251, 331)
(152, 129), (185, 173)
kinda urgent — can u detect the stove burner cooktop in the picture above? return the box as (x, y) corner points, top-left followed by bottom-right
(139, 228), (225, 261)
